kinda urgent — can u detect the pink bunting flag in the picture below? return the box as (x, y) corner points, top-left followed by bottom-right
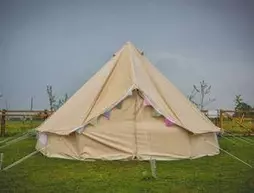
(143, 97), (151, 107)
(103, 111), (111, 120)
(164, 118), (174, 127)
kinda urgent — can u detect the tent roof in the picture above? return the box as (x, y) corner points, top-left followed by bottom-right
(36, 42), (220, 135)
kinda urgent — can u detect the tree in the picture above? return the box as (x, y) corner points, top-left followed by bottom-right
(234, 95), (252, 111)
(188, 80), (215, 110)
(55, 93), (68, 110)
(46, 85), (56, 111)
(46, 85), (69, 111)
(234, 95), (254, 117)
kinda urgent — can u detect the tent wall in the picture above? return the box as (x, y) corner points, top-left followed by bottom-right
(36, 90), (219, 161)
(36, 133), (79, 160)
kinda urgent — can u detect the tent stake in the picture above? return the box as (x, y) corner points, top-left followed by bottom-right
(149, 157), (157, 179)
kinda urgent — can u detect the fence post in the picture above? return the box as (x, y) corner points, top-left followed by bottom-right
(0, 109), (6, 137)
(44, 109), (48, 120)
(219, 109), (223, 129)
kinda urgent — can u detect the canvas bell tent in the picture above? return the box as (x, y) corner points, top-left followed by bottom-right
(36, 42), (220, 161)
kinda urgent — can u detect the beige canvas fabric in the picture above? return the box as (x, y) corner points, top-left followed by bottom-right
(36, 42), (220, 161)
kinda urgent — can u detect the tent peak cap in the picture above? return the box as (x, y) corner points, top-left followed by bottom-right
(125, 41), (133, 44)
(124, 41), (137, 47)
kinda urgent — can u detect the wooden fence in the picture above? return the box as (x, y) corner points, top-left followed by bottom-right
(0, 109), (254, 136)
(0, 110), (53, 136)
(202, 109), (254, 134)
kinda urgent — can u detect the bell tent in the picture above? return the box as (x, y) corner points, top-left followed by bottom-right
(36, 42), (220, 161)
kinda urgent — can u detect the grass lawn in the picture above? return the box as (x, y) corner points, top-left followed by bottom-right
(3, 120), (42, 136)
(222, 119), (254, 134)
(0, 136), (254, 193)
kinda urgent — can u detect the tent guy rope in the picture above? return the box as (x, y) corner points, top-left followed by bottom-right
(2, 150), (39, 171)
(224, 132), (254, 145)
(1, 144), (47, 171)
(0, 131), (34, 149)
(205, 139), (253, 168)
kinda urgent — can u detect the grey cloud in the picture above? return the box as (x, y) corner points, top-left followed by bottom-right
(0, 0), (253, 110)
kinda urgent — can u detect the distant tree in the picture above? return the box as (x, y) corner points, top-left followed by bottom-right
(55, 93), (68, 110)
(234, 95), (253, 117)
(46, 85), (69, 111)
(46, 85), (56, 111)
(234, 95), (252, 111)
(188, 80), (215, 110)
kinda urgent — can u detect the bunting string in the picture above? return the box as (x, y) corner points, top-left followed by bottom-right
(89, 117), (98, 126)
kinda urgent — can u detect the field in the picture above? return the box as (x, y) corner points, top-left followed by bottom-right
(2, 120), (42, 137)
(222, 119), (254, 134)
(0, 121), (254, 193)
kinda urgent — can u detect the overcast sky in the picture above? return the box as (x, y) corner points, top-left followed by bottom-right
(0, 0), (253, 110)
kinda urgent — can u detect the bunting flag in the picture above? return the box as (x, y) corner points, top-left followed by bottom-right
(103, 110), (111, 120)
(164, 118), (175, 127)
(143, 97), (151, 107)
(89, 117), (98, 126)
(127, 90), (132, 96)
(115, 101), (123, 109)
(152, 109), (161, 117)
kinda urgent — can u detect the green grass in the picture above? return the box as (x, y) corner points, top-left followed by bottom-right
(0, 137), (254, 193)
(3, 120), (42, 136)
(222, 119), (254, 134)
(0, 121), (254, 192)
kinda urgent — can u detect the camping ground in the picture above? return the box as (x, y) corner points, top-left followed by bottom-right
(0, 122), (254, 193)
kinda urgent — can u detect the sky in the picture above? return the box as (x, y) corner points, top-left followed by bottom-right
(0, 0), (253, 110)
